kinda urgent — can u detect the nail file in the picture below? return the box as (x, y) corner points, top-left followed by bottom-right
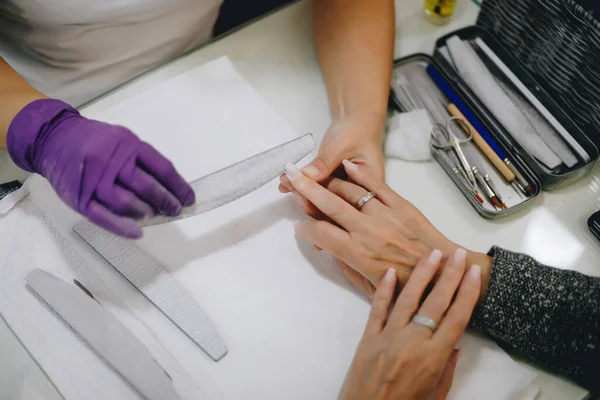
(25, 269), (180, 400)
(141, 133), (316, 227)
(73, 220), (228, 361)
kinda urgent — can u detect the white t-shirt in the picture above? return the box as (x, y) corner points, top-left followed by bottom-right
(0, 0), (224, 106)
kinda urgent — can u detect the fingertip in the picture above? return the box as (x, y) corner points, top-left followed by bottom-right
(278, 184), (290, 194)
(426, 249), (443, 267)
(342, 159), (358, 173)
(382, 268), (396, 285)
(453, 248), (468, 262)
(181, 187), (196, 207)
(166, 202), (182, 217)
(124, 225), (144, 239)
(468, 264), (482, 282)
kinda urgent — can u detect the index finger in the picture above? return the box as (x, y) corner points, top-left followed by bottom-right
(285, 163), (367, 231)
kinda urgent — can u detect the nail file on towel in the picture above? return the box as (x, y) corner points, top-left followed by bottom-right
(141, 133), (316, 227)
(73, 220), (228, 361)
(25, 269), (180, 400)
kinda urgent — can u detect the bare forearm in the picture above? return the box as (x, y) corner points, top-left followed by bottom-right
(313, 0), (394, 129)
(0, 57), (46, 149)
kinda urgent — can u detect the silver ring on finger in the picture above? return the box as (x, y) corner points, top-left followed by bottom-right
(411, 314), (438, 333)
(355, 191), (376, 211)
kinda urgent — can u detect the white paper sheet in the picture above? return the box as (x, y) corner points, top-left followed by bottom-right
(7, 56), (536, 399)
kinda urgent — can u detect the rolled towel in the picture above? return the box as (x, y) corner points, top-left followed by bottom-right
(385, 109), (433, 161)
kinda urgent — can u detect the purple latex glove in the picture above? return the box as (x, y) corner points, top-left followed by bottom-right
(7, 99), (195, 238)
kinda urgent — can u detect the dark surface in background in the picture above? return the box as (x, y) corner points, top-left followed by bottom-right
(214, 0), (297, 37)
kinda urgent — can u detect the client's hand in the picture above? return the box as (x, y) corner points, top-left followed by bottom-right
(340, 249), (481, 400)
(284, 160), (492, 298)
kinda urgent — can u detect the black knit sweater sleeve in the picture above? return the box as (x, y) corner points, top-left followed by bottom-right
(470, 247), (600, 394)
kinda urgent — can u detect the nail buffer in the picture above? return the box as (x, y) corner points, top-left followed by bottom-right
(141, 133), (316, 227)
(73, 219), (228, 361)
(25, 269), (180, 400)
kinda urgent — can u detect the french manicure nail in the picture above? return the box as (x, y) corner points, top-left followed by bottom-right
(427, 249), (443, 266)
(286, 163), (302, 180)
(302, 165), (320, 179)
(453, 248), (467, 263)
(383, 268), (396, 283)
(342, 159), (358, 172)
(469, 264), (481, 281)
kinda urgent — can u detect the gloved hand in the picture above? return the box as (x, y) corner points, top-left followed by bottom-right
(7, 99), (194, 238)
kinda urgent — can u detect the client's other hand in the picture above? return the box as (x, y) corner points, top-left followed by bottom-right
(340, 249), (481, 400)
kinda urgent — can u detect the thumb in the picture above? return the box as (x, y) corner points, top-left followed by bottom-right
(302, 154), (340, 182)
(435, 349), (460, 400)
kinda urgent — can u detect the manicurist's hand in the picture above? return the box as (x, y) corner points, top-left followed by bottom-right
(7, 99), (194, 238)
(340, 249), (481, 400)
(284, 160), (492, 299)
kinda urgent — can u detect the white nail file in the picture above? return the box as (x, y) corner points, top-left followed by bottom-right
(25, 269), (180, 400)
(140, 133), (315, 227)
(73, 220), (228, 361)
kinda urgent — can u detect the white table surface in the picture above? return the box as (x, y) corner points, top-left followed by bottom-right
(3, 0), (595, 399)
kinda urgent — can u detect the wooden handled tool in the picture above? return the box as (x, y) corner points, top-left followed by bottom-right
(447, 103), (515, 182)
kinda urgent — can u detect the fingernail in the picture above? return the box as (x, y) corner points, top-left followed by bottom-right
(302, 165), (320, 180)
(469, 264), (481, 281)
(383, 268), (396, 283)
(427, 249), (443, 266)
(342, 159), (358, 173)
(453, 248), (467, 264)
(286, 163), (302, 180)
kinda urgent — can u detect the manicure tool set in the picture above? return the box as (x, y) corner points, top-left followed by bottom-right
(390, 26), (599, 218)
